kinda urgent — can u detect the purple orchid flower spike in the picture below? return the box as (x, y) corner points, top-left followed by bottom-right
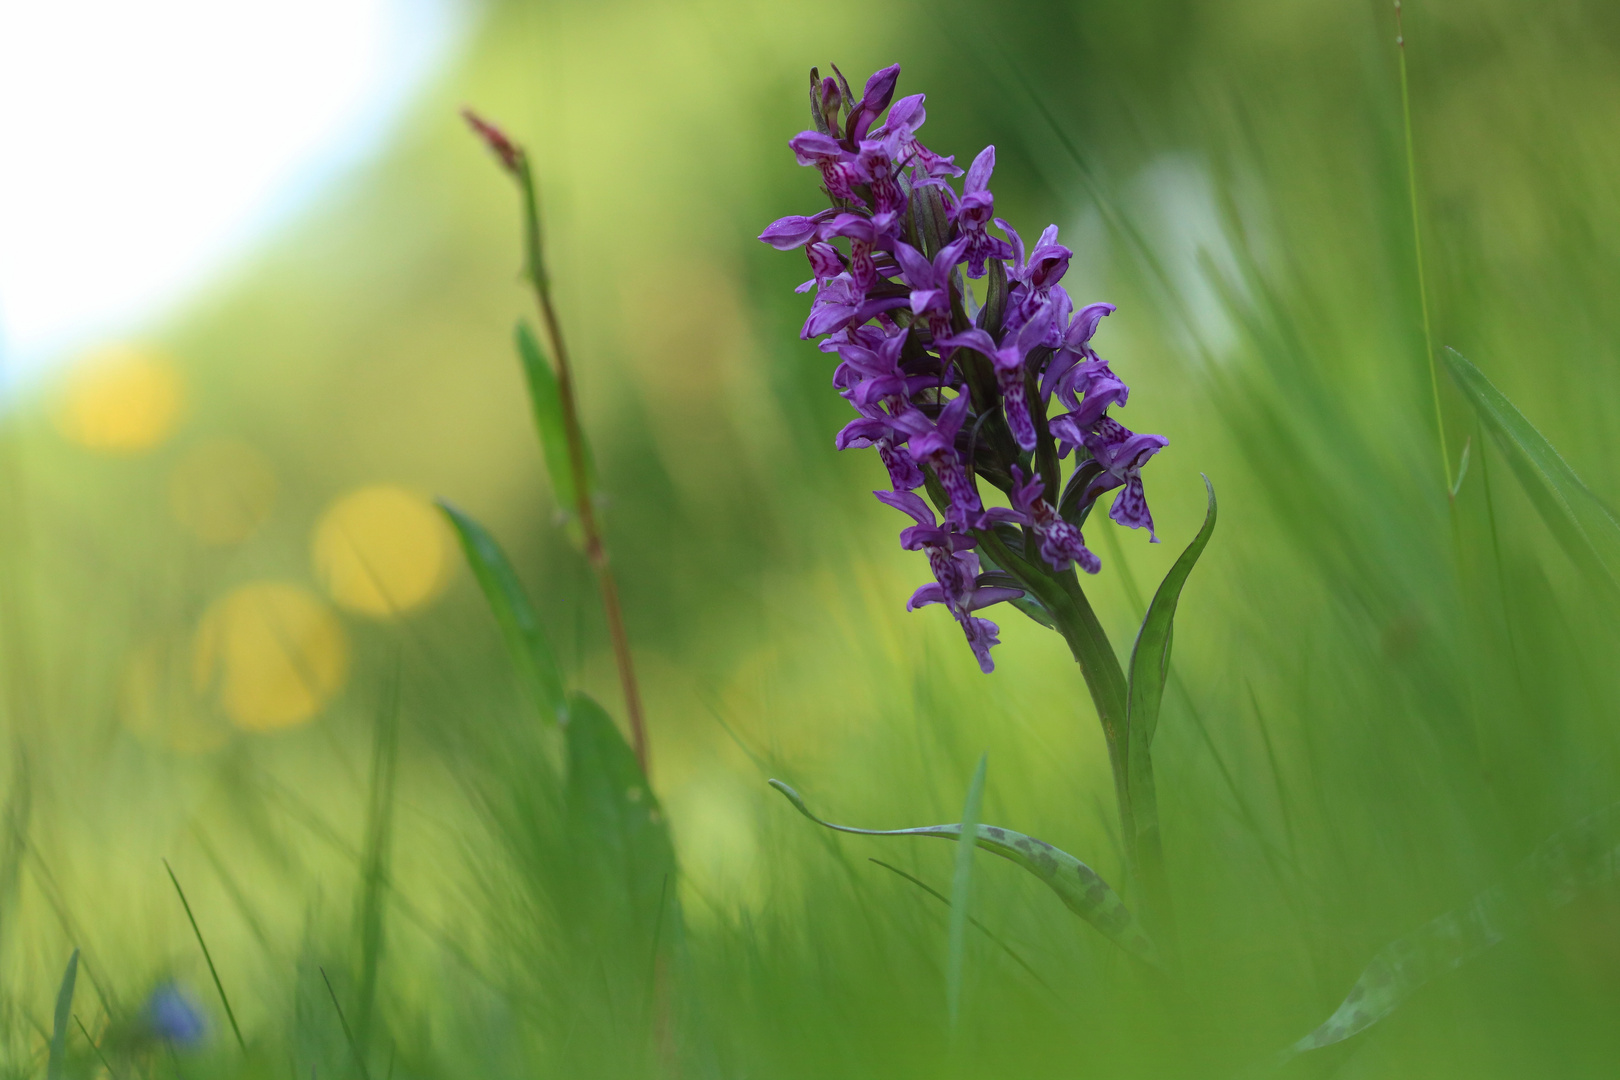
(989, 466), (1102, 573)
(1082, 416), (1169, 540)
(936, 303), (1056, 453)
(947, 146), (1013, 278)
(908, 392), (983, 528)
(893, 236), (969, 341)
(763, 61), (1182, 683)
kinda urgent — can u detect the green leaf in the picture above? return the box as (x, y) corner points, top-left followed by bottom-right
(769, 780), (1159, 965)
(1127, 475), (1217, 760)
(947, 753), (987, 1027)
(437, 500), (567, 723)
(516, 320), (595, 513)
(47, 948), (77, 1080)
(1283, 801), (1620, 1060)
(565, 693), (679, 956)
(1442, 347), (1620, 598)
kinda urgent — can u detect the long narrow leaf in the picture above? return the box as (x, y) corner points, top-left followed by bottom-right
(947, 754), (987, 1026)
(1283, 801), (1620, 1060)
(47, 948), (78, 1080)
(437, 500), (567, 723)
(1442, 347), (1620, 598)
(769, 780), (1158, 965)
(515, 321), (595, 511)
(1127, 474), (1217, 755)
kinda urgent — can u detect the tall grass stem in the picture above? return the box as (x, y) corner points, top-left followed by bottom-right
(163, 858), (246, 1051)
(514, 154), (650, 777)
(320, 966), (373, 1080)
(1396, 1), (1453, 495)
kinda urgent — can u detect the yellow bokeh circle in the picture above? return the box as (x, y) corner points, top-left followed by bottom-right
(311, 485), (451, 617)
(193, 582), (349, 731)
(169, 439), (278, 545)
(55, 344), (185, 452)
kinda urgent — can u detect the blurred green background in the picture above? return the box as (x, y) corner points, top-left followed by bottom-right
(6, 0), (1620, 1076)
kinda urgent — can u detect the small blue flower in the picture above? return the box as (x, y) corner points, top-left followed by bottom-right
(145, 984), (206, 1045)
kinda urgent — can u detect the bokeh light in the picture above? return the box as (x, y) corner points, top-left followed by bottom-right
(53, 343), (184, 452)
(311, 484), (452, 618)
(192, 581), (349, 731)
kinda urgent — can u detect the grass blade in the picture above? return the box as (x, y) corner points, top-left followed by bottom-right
(164, 858), (247, 1051)
(436, 499), (567, 723)
(320, 966), (373, 1080)
(947, 753), (987, 1028)
(354, 658), (401, 1055)
(1282, 801), (1620, 1059)
(1441, 347), (1620, 598)
(516, 320), (595, 512)
(868, 859), (1056, 996)
(769, 780), (1158, 965)
(47, 948), (77, 1080)
(74, 1014), (118, 1080)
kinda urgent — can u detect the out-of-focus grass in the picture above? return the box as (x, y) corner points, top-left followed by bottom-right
(4, 0), (1620, 1076)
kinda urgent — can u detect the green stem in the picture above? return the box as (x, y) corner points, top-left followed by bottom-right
(514, 155), (651, 779)
(975, 531), (1156, 896)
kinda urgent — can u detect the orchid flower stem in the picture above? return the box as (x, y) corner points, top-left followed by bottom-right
(515, 155), (651, 779)
(976, 530), (1170, 934)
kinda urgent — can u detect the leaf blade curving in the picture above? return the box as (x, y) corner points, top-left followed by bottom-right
(769, 779), (1158, 965)
(1283, 802), (1620, 1060)
(1442, 347), (1620, 599)
(437, 500), (567, 723)
(516, 320), (596, 513)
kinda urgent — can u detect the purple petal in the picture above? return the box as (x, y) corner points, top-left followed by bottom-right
(935, 327), (998, 357)
(850, 64), (901, 140)
(875, 487), (936, 526)
(961, 615), (1002, 673)
(907, 583), (946, 611)
(1110, 477), (1158, 541)
(933, 392), (972, 441)
(998, 365), (1038, 452)
(836, 417), (892, 450)
(965, 586), (1024, 611)
(965, 145), (995, 195)
(789, 130), (844, 165)
(759, 215), (821, 250)
(1066, 302), (1116, 348)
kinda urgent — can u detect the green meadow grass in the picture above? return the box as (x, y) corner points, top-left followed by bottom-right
(5, 1), (1620, 1077)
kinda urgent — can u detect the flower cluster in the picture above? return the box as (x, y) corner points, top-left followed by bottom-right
(760, 64), (1166, 672)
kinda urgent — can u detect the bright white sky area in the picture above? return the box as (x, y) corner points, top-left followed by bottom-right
(0, 0), (467, 386)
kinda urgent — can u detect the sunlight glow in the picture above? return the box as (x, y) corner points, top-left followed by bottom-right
(0, 0), (464, 383)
